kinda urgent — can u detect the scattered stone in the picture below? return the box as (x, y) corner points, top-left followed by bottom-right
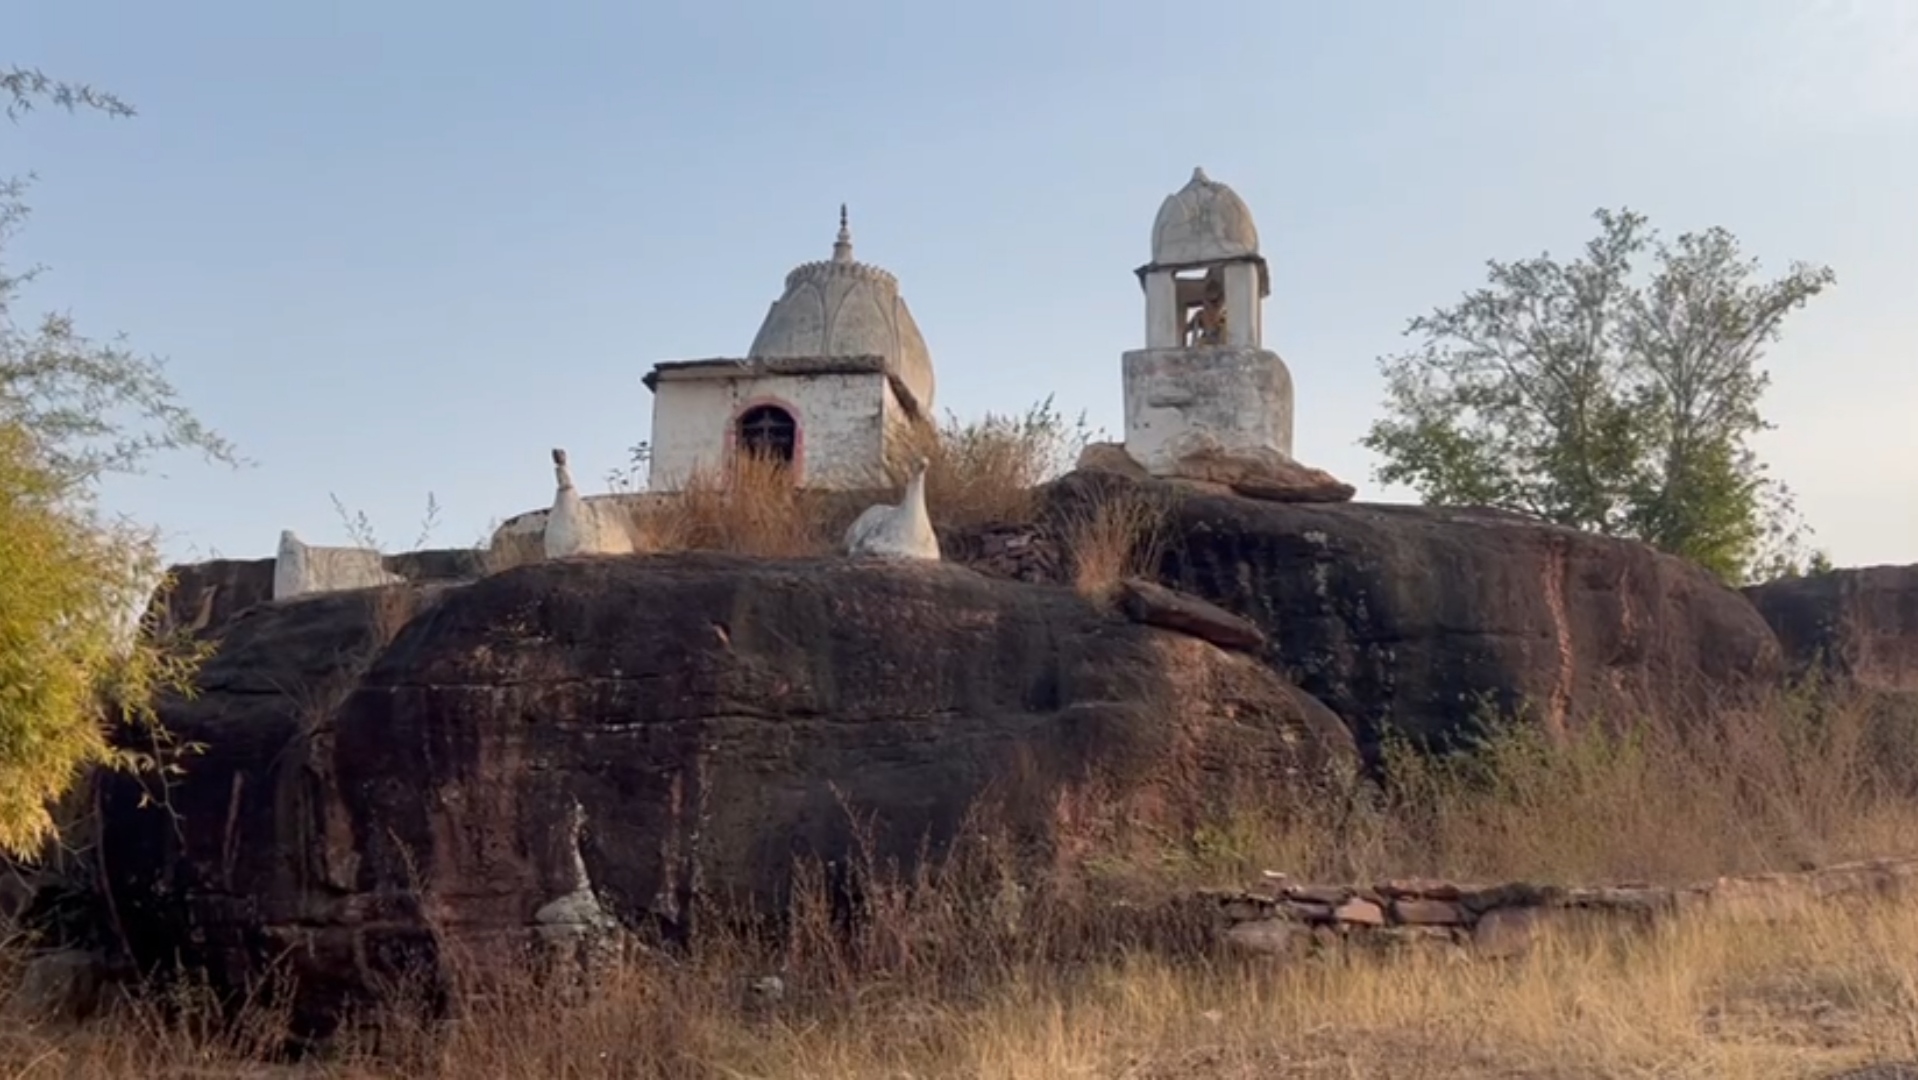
(1333, 898), (1386, 926)
(1377, 878), (1465, 901)
(1281, 884), (1352, 906)
(1118, 577), (1266, 651)
(1390, 898), (1465, 926)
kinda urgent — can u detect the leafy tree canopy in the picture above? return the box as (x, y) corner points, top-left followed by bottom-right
(1363, 208), (1833, 584)
(0, 64), (237, 857)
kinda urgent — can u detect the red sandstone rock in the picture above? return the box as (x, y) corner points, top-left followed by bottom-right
(1391, 898), (1466, 926)
(99, 557), (1354, 1035)
(1046, 470), (1783, 762)
(1377, 878), (1465, 901)
(1282, 884), (1352, 906)
(1334, 898), (1386, 926)
(1118, 578), (1267, 651)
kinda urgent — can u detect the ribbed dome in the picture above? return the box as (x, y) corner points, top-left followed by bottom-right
(747, 207), (935, 410)
(1151, 167), (1260, 265)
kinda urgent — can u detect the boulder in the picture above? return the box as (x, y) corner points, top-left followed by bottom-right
(1076, 439), (1355, 504)
(1119, 578), (1266, 651)
(1166, 444), (1356, 504)
(1745, 566), (1918, 694)
(98, 556), (1350, 1032)
(1043, 472), (1781, 760)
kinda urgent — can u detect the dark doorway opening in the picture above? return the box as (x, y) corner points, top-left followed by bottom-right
(736, 404), (798, 465)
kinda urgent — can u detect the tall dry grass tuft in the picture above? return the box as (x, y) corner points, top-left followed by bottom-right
(890, 396), (1093, 529)
(1056, 680), (1918, 895)
(627, 453), (842, 559)
(1053, 484), (1170, 604)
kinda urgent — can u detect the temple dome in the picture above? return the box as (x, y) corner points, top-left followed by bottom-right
(747, 207), (935, 411)
(1150, 167), (1261, 265)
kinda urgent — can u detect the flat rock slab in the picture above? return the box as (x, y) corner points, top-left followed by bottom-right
(1119, 577), (1267, 651)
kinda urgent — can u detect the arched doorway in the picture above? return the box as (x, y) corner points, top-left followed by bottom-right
(736, 404), (798, 466)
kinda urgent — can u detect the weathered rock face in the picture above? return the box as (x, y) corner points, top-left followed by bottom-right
(98, 556), (1347, 1031)
(152, 558), (276, 639)
(1039, 473), (1782, 761)
(1746, 567), (1918, 694)
(149, 549), (486, 639)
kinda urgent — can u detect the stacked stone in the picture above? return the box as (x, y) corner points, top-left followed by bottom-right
(1206, 857), (1918, 960)
(937, 524), (1062, 583)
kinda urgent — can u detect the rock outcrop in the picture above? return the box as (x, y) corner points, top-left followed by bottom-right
(98, 556), (1347, 1032)
(150, 548), (484, 640)
(1745, 566), (1918, 694)
(96, 470), (1835, 1030)
(1037, 472), (1782, 759)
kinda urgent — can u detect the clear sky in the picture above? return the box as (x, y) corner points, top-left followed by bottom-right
(9, 0), (1917, 568)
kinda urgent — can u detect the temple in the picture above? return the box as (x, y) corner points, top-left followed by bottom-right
(640, 207), (933, 491)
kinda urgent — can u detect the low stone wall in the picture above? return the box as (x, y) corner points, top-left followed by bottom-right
(936, 523), (1062, 583)
(1205, 857), (1918, 959)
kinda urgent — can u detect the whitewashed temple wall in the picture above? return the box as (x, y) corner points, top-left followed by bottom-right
(647, 371), (893, 491)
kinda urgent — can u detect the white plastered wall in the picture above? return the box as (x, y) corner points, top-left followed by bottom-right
(647, 371), (890, 491)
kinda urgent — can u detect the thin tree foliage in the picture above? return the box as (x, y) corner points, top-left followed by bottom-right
(0, 64), (234, 856)
(1363, 208), (1833, 583)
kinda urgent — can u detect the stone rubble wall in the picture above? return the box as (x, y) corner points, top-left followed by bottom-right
(935, 523), (1062, 583)
(1205, 857), (1918, 959)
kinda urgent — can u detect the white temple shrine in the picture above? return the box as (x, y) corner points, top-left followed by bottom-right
(1120, 167), (1296, 477)
(639, 207), (934, 492)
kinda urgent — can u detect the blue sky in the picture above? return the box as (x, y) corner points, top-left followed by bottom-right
(9, 0), (1917, 567)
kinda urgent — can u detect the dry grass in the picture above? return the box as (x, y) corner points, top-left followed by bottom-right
(7, 683), (1918, 1077)
(7, 860), (1918, 1077)
(1053, 484), (1170, 603)
(625, 453), (845, 559)
(1082, 682), (1918, 892)
(884, 396), (1092, 529)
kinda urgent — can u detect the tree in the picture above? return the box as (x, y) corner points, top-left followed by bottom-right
(1363, 208), (1833, 583)
(0, 66), (237, 857)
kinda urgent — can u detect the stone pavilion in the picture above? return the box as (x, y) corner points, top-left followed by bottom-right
(1120, 167), (1296, 477)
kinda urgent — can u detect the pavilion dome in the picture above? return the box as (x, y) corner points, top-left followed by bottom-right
(747, 206), (935, 411)
(1150, 167), (1261, 266)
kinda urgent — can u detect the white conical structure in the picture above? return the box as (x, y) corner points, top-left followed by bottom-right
(844, 456), (940, 561)
(543, 448), (633, 559)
